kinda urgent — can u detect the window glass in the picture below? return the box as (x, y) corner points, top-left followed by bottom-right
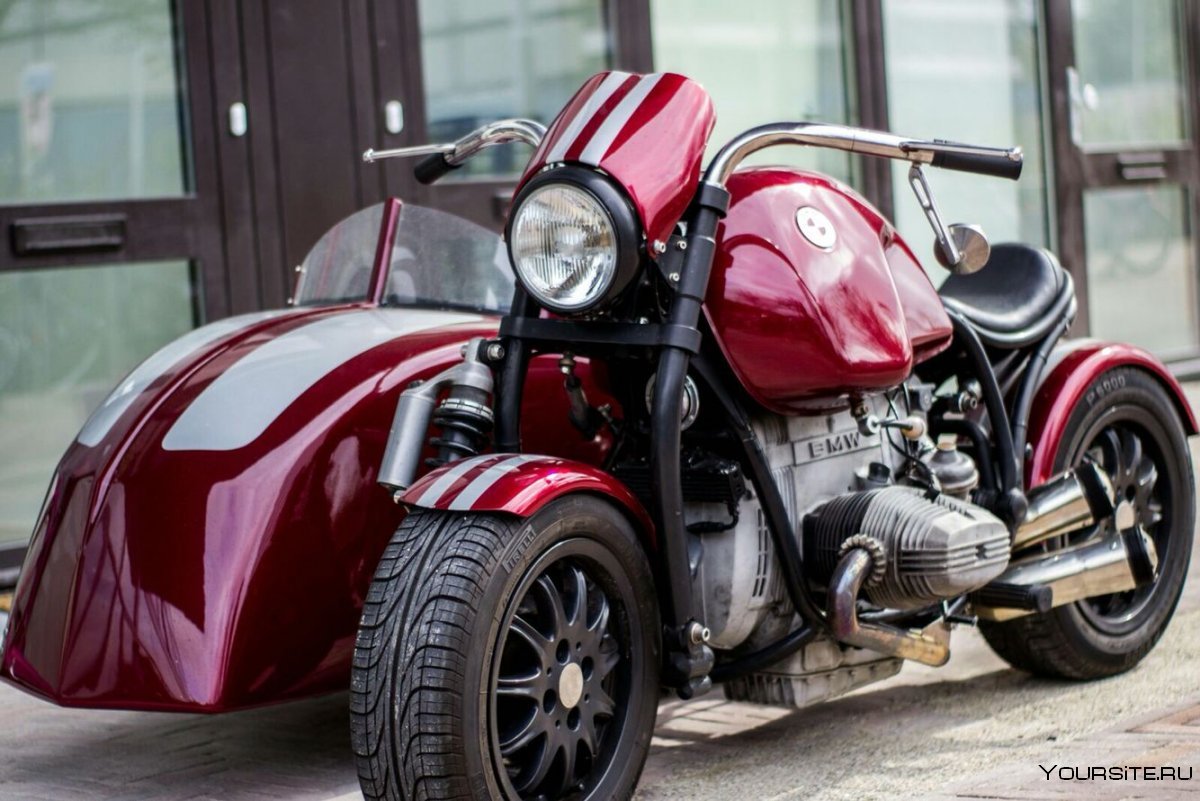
(419, 0), (611, 180)
(883, 0), (1050, 279)
(651, 0), (855, 184)
(1071, 0), (1188, 149)
(0, 0), (188, 203)
(1085, 185), (1196, 356)
(0, 261), (195, 546)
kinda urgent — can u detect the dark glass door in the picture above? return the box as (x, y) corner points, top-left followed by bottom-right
(0, 0), (227, 563)
(1047, 0), (1200, 358)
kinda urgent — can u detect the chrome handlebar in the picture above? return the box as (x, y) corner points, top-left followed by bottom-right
(703, 122), (1022, 186)
(362, 118), (546, 165)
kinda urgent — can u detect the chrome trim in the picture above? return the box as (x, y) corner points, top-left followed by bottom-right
(1012, 462), (1116, 552)
(975, 527), (1157, 622)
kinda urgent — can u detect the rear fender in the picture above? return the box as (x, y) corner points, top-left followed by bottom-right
(1026, 340), (1198, 486)
(399, 454), (655, 546)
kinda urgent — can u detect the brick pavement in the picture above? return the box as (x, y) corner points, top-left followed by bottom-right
(930, 698), (1200, 800)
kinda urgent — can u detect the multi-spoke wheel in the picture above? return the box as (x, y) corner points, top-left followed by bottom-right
(494, 559), (623, 796)
(352, 495), (659, 800)
(981, 367), (1194, 679)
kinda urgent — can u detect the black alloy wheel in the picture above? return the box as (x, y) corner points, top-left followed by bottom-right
(352, 495), (660, 801)
(980, 367), (1194, 679)
(492, 547), (627, 797)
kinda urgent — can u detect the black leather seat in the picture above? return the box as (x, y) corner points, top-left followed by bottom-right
(939, 243), (1075, 348)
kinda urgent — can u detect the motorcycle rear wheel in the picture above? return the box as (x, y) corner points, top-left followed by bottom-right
(980, 367), (1194, 679)
(351, 495), (660, 800)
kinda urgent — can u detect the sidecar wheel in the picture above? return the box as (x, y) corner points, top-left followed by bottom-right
(351, 495), (660, 800)
(980, 368), (1194, 679)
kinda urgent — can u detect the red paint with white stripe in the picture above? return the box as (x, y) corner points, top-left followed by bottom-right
(401, 454), (655, 544)
(518, 71), (715, 253)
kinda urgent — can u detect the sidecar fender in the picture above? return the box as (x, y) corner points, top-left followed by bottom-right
(1026, 340), (1197, 486)
(399, 454), (655, 544)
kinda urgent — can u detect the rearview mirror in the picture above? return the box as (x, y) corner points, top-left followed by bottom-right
(934, 223), (990, 274)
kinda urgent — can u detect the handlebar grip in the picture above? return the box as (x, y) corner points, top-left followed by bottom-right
(413, 153), (462, 185)
(931, 143), (1023, 181)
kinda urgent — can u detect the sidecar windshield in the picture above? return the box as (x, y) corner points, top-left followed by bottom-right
(293, 201), (513, 313)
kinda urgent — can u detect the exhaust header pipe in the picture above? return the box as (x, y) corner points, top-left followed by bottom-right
(974, 526), (1158, 621)
(1012, 461), (1115, 551)
(827, 549), (951, 667)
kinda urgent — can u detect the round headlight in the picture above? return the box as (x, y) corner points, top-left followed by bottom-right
(509, 183), (619, 313)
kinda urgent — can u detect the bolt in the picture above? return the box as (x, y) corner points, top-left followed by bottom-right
(687, 622), (711, 645)
(653, 240), (667, 254)
(676, 240), (688, 251)
(485, 342), (506, 362)
(668, 272), (681, 283)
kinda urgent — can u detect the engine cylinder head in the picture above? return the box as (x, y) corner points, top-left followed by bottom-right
(803, 486), (1010, 610)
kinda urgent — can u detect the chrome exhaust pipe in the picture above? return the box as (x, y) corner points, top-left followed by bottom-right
(828, 549), (951, 667)
(1011, 462), (1115, 551)
(974, 526), (1158, 621)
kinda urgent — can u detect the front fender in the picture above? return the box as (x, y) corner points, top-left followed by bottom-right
(400, 454), (655, 545)
(1026, 340), (1198, 485)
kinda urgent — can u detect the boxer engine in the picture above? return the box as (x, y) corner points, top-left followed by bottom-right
(685, 392), (1012, 707)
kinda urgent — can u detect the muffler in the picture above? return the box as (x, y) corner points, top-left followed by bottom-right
(973, 526), (1158, 621)
(827, 549), (951, 667)
(1011, 461), (1115, 551)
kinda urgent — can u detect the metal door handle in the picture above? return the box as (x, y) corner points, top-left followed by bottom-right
(229, 102), (248, 137)
(385, 101), (404, 135)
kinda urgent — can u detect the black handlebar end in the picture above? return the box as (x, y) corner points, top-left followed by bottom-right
(414, 153), (462, 185)
(931, 146), (1023, 181)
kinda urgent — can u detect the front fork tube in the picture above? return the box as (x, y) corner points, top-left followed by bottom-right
(650, 190), (727, 698)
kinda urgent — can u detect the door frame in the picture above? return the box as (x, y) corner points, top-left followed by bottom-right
(1043, 0), (1200, 353)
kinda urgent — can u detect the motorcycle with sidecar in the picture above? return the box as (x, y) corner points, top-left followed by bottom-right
(3, 71), (1194, 801)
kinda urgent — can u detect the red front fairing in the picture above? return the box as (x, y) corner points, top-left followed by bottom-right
(518, 71), (715, 250)
(704, 168), (952, 412)
(0, 307), (614, 712)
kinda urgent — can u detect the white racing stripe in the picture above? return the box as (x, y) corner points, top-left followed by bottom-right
(446, 454), (542, 511)
(577, 73), (665, 166)
(543, 71), (634, 164)
(162, 308), (479, 451)
(412, 453), (508, 508)
(77, 309), (299, 447)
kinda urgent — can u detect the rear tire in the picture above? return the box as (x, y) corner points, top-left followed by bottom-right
(351, 495), (660, 800)
(980, 367), (1194, 679)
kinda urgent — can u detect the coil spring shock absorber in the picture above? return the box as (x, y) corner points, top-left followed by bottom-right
(376, 337), (498, 493)
(427, 383), (494, 468)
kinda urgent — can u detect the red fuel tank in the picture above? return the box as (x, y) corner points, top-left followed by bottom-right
(704, 168), (952, 413)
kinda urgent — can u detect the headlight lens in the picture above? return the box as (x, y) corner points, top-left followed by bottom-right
(509, 183), (618, 312)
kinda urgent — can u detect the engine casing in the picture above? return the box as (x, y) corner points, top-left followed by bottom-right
(688, 396), (902, 650)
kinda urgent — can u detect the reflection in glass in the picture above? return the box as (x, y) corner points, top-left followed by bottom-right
(1085, 186), (1195, 356)
(883, 0), (1049, 279)
(0, 0), (188, 203)
(418, 0), (610, 180)
(1071, 0), (1187, 149)
(651, 0), (854, 184)
(0, 261), (195, 545)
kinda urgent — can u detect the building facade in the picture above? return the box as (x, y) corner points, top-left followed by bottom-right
(0, 0), (1198, 569)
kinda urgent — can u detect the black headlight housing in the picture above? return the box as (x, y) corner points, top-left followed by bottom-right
(505, 166), (643, 315)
